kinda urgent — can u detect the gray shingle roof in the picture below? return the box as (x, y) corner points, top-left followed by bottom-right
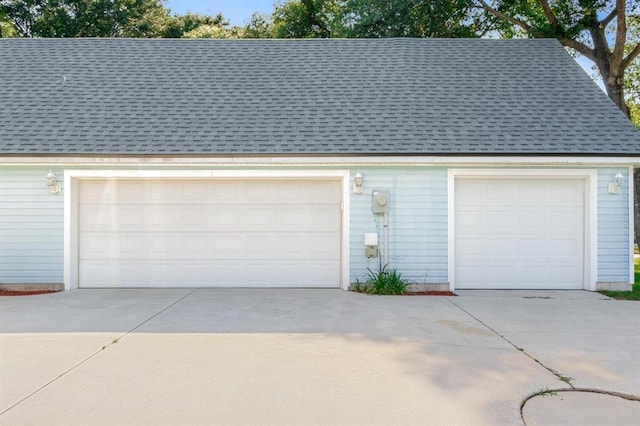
(1, 38), (639, 155)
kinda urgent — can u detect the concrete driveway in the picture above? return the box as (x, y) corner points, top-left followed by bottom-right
(0, 289), (639, 425)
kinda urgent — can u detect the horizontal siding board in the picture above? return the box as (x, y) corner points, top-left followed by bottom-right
(597, 168), (630, 282)
(598, 242), (631, 251)
(349, 167), (448, 284)
(1, 259), (63, 267)
(598, 234), (629, 243)
(1, 229), (65, 237)
(1, 272), (62, 280)
(0, 220), (63, 227)
(0, 249), (61, 257)
(0, 167), (64, 283)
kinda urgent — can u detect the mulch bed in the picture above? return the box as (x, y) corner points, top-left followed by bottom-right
(0, 290), (60, 296)
(405, 291), (457, 296)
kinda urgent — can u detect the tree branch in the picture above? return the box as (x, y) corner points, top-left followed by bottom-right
(623, 43), (640, 70)
(610, 0), (627, 69)
(539, 0), (559, 27)
(599, 8), (618, 28)
(476, 0), (535, 34)
(558, 37), (595, 61)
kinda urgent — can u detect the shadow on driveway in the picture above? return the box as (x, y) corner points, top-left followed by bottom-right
(0, 289), (637, 425)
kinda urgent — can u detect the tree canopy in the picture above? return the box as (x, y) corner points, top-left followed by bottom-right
(0, 0), (251, 38)
(0, 0), (172, 37)
(344, 0), (481, 38)
(476, 0), (639, 117)
(243, 0), (482, 38)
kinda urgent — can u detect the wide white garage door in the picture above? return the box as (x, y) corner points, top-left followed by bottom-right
(78, 179), (342, 288)
(454, 178), (585, 289)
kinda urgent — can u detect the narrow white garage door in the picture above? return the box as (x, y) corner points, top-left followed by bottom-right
(78, 179), (342, 288)
(454, 178), (585, 289)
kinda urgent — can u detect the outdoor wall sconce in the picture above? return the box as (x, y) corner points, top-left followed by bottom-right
(608, 172), (624, 195)
(46, 170), (61, 194)
(353, 172), (364, 194)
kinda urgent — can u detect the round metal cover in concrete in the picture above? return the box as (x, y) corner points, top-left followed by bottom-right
(522, 391), (640, 425)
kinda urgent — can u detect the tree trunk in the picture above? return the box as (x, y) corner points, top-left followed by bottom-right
(603, 74), (630, 117)
(635, 169), (640, 264)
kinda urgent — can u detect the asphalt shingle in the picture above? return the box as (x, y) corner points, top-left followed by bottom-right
(0, 38), (639, 155)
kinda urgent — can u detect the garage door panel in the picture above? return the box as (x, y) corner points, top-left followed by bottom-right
(146, 262), (181, 283)
(149, 235), (179, 257)
(308, 182), (342, 202)
(212, 182), (243, 201)
(309, 208), (341, 229)
(216, 208), (244, 227)
(278, 208), (305, 227)
(180, 182), (210, 201)
(455, 182), (487, 206)
(455, 177), (585, 290)
(79, 179), (342, 288)
(518, 210), (551, 228)
(276, 261), (340, 286)
(245, 182), (276, 202)
(148, 181), (179, 201)
(80, 261), (147, 287)
(245, 238), (288, 259)
(488, 239), (519, 256)
(80, 234), (114, 257)
(276, 182), (309, 202)
(82, 259), (346, 288)
(245, 208), (277, 227)
(81, 234), (151, 258)
(519, 238), (581, 258)
(149, 207), (180, 227)
(456, 210), (487, 232)
(180, 235), (208, 255)
(486, 211), (515, 230)
(456, 239), (487, 257)
(277, 234), (340, 258)
(273, 208), (338, 231)
(182, 208), (208, 228)
(117, 181), (146, 201)
(517, 239), (556, 257)
(79, 180), (114, 202)
(79, 206), (140, 231)
(487, 183), (517, 205)
(457, 266), (518, 285)
(551, 209), (584, 233)
(550, 183), (584, 204)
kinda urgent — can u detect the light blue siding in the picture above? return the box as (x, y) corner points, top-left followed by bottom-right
(0, 167), (64, 283)
(597, 168), (631, 282)
(0, 165), (632, 288)
(349, 167), (448, 284)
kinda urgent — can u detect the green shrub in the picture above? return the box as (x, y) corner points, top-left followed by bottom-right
(353, 265), (408, 295)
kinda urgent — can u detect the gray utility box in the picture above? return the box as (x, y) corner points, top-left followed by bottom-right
(372, 190), (390, 213)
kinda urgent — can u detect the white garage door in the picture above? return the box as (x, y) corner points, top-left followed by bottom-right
(78, 179), (342, 288)
(454, 178), (585, 289)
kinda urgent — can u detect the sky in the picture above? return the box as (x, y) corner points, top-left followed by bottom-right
(165, 1), (276, 26)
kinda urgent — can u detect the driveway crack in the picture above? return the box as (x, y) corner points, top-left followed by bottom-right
(0, 289), (197, 417)
(445, 297), (575, 388)
(119, 288), (198, 335)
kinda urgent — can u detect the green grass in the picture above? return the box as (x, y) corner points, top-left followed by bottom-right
(352, 265), (408, 295)
(599, 261), (640, 300)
